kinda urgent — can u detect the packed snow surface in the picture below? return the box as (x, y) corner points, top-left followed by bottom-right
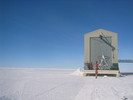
(0, 68), (133, 100)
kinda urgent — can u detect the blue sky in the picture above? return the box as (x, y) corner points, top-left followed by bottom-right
(1, 0), (133, 70)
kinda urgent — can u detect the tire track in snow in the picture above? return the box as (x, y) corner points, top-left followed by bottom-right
(24, 76), (83, 100)
(19, 78), (67, 100)
(91, 88), (103, 100)
(111, 87), (120, 99)
(74, 78), (124, 100)
(33, 82), (66, 97)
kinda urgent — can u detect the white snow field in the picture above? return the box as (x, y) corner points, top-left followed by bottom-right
(0, 68), (133, 100)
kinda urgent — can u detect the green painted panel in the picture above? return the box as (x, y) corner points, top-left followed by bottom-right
(111, 63), (119, 70)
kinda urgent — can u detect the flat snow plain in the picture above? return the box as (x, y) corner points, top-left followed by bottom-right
(0, 68), (133, 100)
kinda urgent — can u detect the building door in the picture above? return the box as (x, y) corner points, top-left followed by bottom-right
(90, 37), (112, 70)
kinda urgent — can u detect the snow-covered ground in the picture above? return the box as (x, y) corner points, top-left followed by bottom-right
(0, 68), (133, 100)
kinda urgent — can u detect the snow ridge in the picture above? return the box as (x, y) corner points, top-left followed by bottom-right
(70, 68), (83, 76)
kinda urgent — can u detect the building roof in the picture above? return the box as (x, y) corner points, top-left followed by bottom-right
(85, 29), (117, 37)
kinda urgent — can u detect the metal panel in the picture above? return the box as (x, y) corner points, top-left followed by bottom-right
(90, 37), (112, 70)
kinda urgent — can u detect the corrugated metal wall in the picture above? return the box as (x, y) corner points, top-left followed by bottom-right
(90, 37), (112, 70)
